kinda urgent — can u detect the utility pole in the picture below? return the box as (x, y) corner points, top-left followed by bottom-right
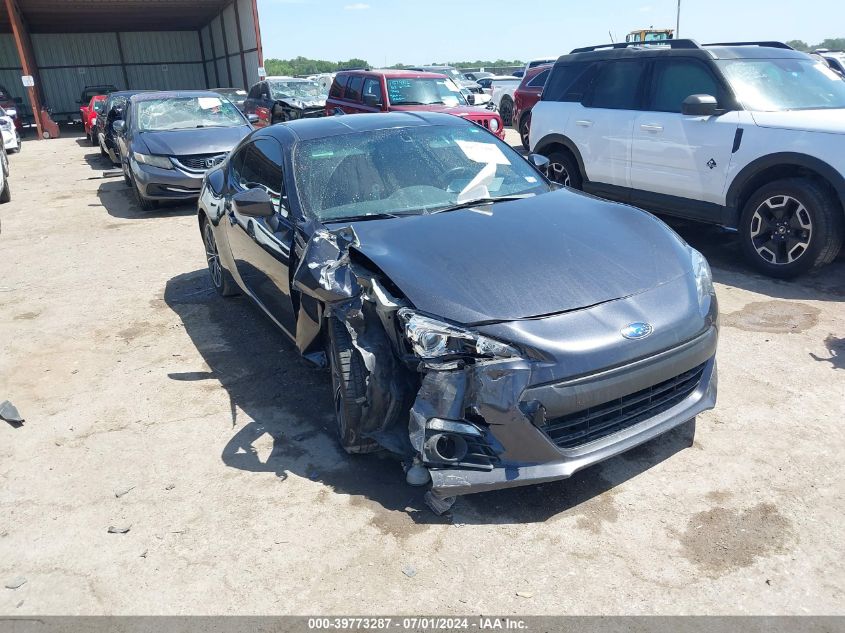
(676, 0), (681, 37)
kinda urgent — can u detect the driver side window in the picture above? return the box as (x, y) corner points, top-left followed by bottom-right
(231, 138), (287, 215)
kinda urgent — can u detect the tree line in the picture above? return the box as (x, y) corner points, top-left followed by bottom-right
(263, 56), (525, 76)
(786, 37), (845, 52)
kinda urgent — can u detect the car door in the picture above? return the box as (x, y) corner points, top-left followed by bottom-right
(630, 57), (740, 215)
(565, 59), (646, 193)
(224, 137), (297, 334)
(340, 75), (365, 113)
(115, 101), (132, 165)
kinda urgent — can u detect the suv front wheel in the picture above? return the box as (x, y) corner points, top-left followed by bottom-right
(739, 178), (844, 278)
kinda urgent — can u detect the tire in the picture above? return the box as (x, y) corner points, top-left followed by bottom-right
(100, 140), (106, 157)
(0, 177), (10, 204)
(739, 177), (844, 279)
(500, 96), (514, 127)
(545, 149), (583, 189)
(132, 174), (158, 211)
(519, 113), (531, 151)
(327, 316), (379, 454)
(122, 161), (131, 187)
(90, 131), (98, 147)
(201, 215), (239, 297)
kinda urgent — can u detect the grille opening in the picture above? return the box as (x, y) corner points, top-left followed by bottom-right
(542, 363), (706, 450)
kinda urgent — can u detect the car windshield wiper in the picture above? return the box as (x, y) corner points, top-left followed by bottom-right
(325, 212), (402, 223)
(429, 194), (535, 215)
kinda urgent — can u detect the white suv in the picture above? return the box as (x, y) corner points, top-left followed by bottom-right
(530, 40), (845, 277)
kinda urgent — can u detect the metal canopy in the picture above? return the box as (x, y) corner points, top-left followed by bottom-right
(0, 0), (231, 33)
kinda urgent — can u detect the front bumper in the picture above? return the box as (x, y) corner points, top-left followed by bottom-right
(418, 326), (718, 497)
(131, 160), (204, 201)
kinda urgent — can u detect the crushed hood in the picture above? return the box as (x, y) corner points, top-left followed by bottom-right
(137, 124), (251, 156)
(750, 109), (845, 135)
(339, 190), (691, 324)
(279, 97), (327, 110)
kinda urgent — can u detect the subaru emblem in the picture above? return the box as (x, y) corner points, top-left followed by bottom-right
(621, 322), (653, 340)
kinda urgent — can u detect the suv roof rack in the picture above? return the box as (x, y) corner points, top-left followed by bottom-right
(703, 41), (793, 50)
(570, 39), (700, 54)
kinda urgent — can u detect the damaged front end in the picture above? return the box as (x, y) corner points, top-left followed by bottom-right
(292, 224), (718, 515)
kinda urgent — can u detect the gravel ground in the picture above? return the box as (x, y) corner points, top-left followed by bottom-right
(0, 130), (843, 615)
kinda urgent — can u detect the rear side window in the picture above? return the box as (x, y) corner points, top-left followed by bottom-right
(649, 59), (721, 112)
(345, 76), (364, 101)
(587, 60), (646, 110)
(329, 75), (347, 98)
(526, 69), (551, 88)
(542, 62), (593, 102)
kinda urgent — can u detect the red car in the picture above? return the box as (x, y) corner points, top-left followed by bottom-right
(513, 64), (552, 149)
(80, 95), (107, 145)
(326, 69), (505, 140)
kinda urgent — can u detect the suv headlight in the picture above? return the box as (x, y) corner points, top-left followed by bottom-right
(0, 119), (11, 132)
(399, 309), (520, 361)
(689, 247), (714, 316)
(133, 151), (173, 170)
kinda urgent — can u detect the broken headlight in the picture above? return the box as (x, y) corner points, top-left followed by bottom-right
(398, 309), (520, 361)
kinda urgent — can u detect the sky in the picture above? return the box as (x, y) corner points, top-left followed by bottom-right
(256, 0), (844, 66)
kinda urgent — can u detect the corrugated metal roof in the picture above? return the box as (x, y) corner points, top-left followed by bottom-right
(1, 0), (231, 33)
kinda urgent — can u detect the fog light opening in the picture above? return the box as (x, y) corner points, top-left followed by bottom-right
(427, 433), (468, 463)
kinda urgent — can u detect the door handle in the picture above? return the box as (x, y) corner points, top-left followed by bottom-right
(575, 120), (593, 127)
(640, 124), (664, 132)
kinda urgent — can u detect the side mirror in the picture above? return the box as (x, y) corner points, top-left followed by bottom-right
(233, 187), (275, 218)
(466, 93), (476, 105)
(682, 94), (718, 116)
(526, 153), (550, 177)
(247, 113), (259, 124)
(206, 168), (225, 196)
(362, 93), (381, 108)
(112, 119), (125, 134)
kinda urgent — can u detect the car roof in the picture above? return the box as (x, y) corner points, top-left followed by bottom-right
(557, 40), (809, 63)
(339, 69), (448, 79)
(261, 111), (465, 142)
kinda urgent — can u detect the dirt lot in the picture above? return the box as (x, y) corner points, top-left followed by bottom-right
(0, 130), (843, 615)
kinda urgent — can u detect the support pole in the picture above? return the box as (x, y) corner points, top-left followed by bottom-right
(4, 0), (43, 139)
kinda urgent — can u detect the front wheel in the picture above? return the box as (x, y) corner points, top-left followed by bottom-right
(326, 317), (379, 454)
(739, 178), (843, 278)
(131, 174), (158, 211)
(0, 175), (10, 204)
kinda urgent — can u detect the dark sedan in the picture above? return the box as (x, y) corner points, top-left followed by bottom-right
(115, 91), (253, 210)
(197, 112), (718, 514)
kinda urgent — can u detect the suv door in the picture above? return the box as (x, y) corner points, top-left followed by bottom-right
(224, 137), (297, 333)
(565, 59), (646, 193)
(340, 75), (365, 113)
(630, 57), (740, 215)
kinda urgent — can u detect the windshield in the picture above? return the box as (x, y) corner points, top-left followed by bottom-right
(293, 124), (549, 222)
(135, 96), (245, 131)
(717, 58), (845, 111)
(269, 80), (326, 100)
(387, 78), (468, 106)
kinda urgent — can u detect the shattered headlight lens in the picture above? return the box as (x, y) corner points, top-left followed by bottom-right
(689, 246), (714, 316)
(399, 309), (520, 361)
(133, 151), (173, 170)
